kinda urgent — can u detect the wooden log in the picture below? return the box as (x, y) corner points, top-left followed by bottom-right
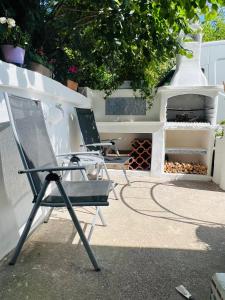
(164, 161), (207, 175)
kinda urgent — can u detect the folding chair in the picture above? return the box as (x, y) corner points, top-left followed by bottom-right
(4, 93), (112, 271)
(75, 108), (131, 189)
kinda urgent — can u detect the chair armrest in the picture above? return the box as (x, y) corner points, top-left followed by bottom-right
(101, 138), (121, 143)
(85, 142), (113, 147)
(18, 166), (86, 174)
(56, 151), (100, 157)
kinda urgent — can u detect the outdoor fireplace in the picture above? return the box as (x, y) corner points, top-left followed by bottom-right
(154, 24), (222, 178)
(166, 94), (216, 124)
(159, 31), (219, 126)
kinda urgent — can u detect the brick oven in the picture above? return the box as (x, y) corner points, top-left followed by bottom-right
(155, 25), (222, 179)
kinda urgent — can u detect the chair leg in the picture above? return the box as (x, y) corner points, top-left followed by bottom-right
(9, 180), (50, 265)
(55, 180), (101, 271)
(87, 207), (107, 242)
(85, 164), (106, 241)
(44, 207), (54, 223)
(103, 163), (118, 199)
(97, 207), (106, 226)
(96, 163), (101, 180)
(76, 160), (89, 181)
(121, 164), (130, 185)
(76, 161), (106, 241)
(95, 164), (104, 181)
(87, 207), (99, 242)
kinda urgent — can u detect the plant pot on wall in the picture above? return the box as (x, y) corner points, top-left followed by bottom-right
(30, 61), (52, 78)
(0, 45), (25, 65)
(67, 79), (78, 91)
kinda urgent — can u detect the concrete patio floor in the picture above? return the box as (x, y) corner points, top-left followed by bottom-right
(1, 170), (225, 300)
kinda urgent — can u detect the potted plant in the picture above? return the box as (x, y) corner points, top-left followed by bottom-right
(67, 65), (79, 90)
(27, 47), (55, 78)
(0, 17), (30, 65)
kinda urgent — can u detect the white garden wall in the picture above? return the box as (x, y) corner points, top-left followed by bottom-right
(201, 40), (225, 123)
(201, 41), (225, 188)
(213, 129), (225, 190)
(0, 60), (90, 261)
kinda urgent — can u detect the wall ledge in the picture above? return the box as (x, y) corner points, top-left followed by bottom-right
(0, 60), (90, 107)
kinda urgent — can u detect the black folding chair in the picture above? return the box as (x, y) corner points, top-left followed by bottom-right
(4, 93), (111, 271)
(75, 108), (130, 189)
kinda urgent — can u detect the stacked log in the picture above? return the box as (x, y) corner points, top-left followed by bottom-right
(164, 161), (207, 175)
(129, 139), (152, 170)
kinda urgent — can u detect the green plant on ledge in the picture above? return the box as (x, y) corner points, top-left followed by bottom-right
(27, 47), (55, 71)
(216, 120), (225, 138)
(0, 17), (30, 48)
(67, 65), (80, 81)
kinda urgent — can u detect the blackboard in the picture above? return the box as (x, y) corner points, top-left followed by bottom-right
(105, 97), (146, 115)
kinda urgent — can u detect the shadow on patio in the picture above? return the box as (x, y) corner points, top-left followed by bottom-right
(1, 173), (225, 300)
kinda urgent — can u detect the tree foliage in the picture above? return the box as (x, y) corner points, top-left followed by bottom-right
(53, 0), (223, 93)
(0, 0), (224, 102)
(203, 9), (225, 41)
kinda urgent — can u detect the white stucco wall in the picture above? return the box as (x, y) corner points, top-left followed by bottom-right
(201, 40), (225, 122)
(213, 136), (224, 187)
(213, 130), (225, 190)
(0, 61), (91, 261)
(81, 87), (160, 122)
(201, 41), (225, 189)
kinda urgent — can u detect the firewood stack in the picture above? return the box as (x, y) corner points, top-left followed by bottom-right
(164, 161), (207, 175)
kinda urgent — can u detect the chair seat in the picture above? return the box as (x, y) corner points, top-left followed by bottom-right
(103, 155), (130, 164)
(41, 180), (111, 207)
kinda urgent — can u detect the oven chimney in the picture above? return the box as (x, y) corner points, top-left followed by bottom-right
(170, 24), (208, 87)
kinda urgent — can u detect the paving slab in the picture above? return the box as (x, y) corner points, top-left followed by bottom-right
(1, 171), (225, 299)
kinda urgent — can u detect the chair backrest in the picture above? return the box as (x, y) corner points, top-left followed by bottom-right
(4, 93), (58, 196)
(75, 108), (102, 151)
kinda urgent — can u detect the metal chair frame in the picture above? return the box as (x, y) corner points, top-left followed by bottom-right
(75, 108), (131, 195)
(4, 92), (110, 271)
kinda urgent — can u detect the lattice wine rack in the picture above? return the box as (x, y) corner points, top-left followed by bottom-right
(129, 139), (152, 170)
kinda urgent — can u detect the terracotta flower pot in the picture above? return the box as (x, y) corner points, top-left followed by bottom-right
(30, 62), (52, 78)
(67, 79), (78, 91)
(0, 45), (25, 65)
